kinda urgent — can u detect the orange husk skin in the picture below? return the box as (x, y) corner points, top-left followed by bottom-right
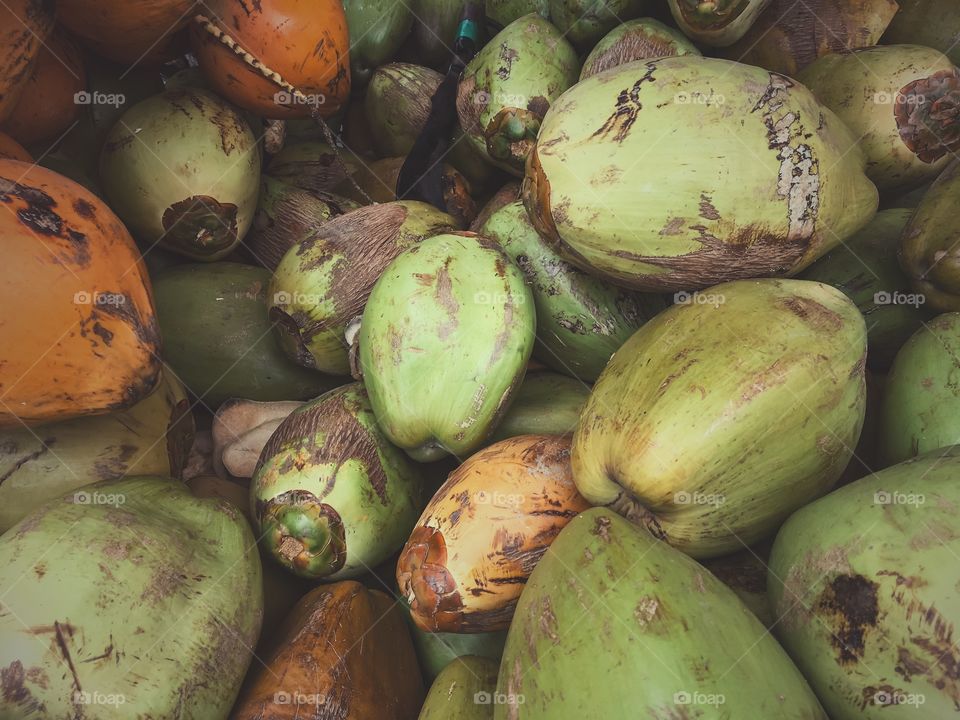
(57, 0), (193, 65)
(0, 131), (30, 162)
(231, 581), (424, 719)
(191, 0), (351, 119)
(0, 0), (55, 123)
(397, 434), (590, 633)
(2, 31), (86, 146)
(0, 160), (162, 428)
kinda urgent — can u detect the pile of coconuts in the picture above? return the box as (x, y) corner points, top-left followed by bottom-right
(1, 0), (960, 718)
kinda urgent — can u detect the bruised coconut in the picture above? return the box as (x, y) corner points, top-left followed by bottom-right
(366, 63), (443, 157)
(799, 45), (960, 192)
(397, 435), (588, 632)
(495, 508), (827, 719)
(524, 56), (879, 291)
(358, 233), (536, 461)
(900, 159), (960, 311)
(233, 581), (424, 720)
(721, 0), (898, 75)
(246, 176), (359, 270)
(0, 476), (263, 719)
(251, 383), (423, 580)
(100, 89), (261, 260)
(479, 199), (666, 381)
(572, 279), (867, 558)
(0, 161), (162, 427)
(457, 15), (579, 176)
(769, 446), (960, 719)
(269, 201), (457, 376)
(580, 17), (700, 81)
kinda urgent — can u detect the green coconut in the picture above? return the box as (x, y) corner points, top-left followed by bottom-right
(488, 371), (589, 443)
(265, 141), (360, 196)
(877, 313), (960, 467)
(153, 262), (343, 407)
(358, 233), (536, 461)
(525, 56), (879, 291)
(100, 89), (261, 260)
(548, 0), (646, 50)
(0, 476), (262, 719)
(410, 622), (509, 683)
(343, 0), (414, 86)
(798, 45), (960, 193)
(580, 17), (700, 80)
(0, 371), (193, 533)
(572, 278), (867, 558)
(769, 446), (960, 719)
(495, 508), (827, 719)
(410, 0), (465, 68)
(883, 0), (960, 65)
(269, 201), (457, 376)
(456, 15), (579, 176)
(251, 383), (423, 580)
(246, 176), (359, 270)
(487, 0), (549, 27)
(419, 656), (499, 719)
(900, 159), (960, 312)
(668, 0), (772, 46)
(479, 199), (666, 381)
(366, 63), (443, 157)
(799, 208), (927, 369)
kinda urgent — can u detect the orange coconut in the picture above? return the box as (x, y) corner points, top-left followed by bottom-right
(191, 0), (350, 119)
(0, 161), (162, 428)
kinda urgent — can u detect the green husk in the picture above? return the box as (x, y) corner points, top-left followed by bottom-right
(358, 233), (535, 461)
(799, 208), (927, 369)
(769, 446), (960, 719)
(479, 200), (665, 380)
